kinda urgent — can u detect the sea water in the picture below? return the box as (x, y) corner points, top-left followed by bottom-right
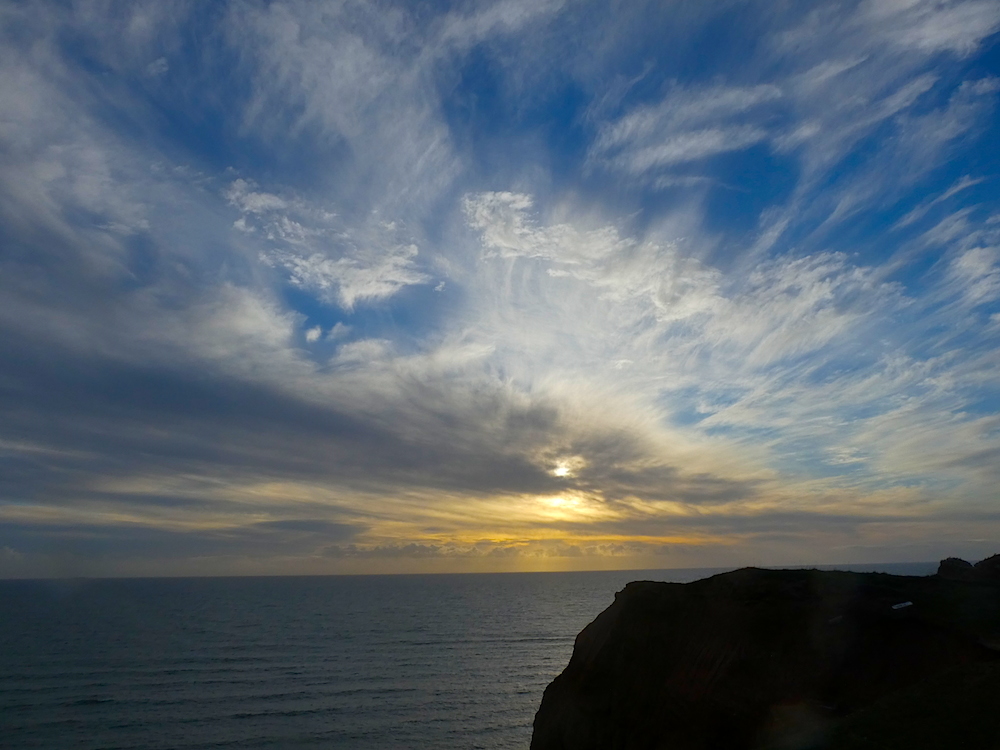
(0, 564), (935, 749)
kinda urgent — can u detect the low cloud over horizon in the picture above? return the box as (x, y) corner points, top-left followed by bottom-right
(2, 0), (1000, 577)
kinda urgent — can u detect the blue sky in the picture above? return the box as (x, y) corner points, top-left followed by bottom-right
(2, 0), (1000, 577)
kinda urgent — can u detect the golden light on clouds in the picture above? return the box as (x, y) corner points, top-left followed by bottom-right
(549, 455), (587, 478)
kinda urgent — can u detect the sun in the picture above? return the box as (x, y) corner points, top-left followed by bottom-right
(549, 456), (587, 478)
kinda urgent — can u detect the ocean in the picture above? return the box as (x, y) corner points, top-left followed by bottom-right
(0, 563), (936, 749)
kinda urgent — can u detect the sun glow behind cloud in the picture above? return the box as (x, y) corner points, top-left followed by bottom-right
(1, 0), (999, 576)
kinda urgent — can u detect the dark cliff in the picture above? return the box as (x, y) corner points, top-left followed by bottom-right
(531, 560), (1000, 750)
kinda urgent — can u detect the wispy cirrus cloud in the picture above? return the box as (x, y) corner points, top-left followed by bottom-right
(226, 179), (430, 309)
(590, 84), (782, 176)
(458, 189), (1000, 513)
(226, 0), (567, 216)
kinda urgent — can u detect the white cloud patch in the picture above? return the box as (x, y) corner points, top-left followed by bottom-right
(465, 191), (892, 351)
(225, 179), (288, 214)
(864, 0), (1000, 54)
(327, 322), (351, 340)
(227, 179), (429, 309)
(616, 127), (769, 172)
(776, 4), (999, 182)
(591, 84), (781, 177)
(335, 338), (393, 366)
(145, 56), (169, 77)
(893, 175), (984, 229)
(949, 246), (1000, 307)
(265, 243), (428, 310)
(223, 0), (562, 217)
(438, 0), (566, 46)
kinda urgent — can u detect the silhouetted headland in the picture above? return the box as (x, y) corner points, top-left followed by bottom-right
(531, 556), (1000, 749)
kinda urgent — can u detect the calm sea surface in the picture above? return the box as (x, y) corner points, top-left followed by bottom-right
(0, 563), (935, 749)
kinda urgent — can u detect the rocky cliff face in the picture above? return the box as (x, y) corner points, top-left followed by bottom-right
(937, 553), (1000, 583)
(531, 562), (1000, 750)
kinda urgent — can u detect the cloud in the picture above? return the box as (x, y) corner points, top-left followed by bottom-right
(615, 127), (770, 172)
(465, 191), (723, 323)
(227, 0), (453, 216)
(145, 56), (169, 77)
(893, 175), (984, 229)
(438, 0), (566, 46)
(590, 84), (781, 177)
(459, 187), (1000, 522)
(264, 244), (429, 310)
(865, 0), (1000, 54)
(949, 246), (1000, 307)
(776, 6), (999, 185)
(226, 179), (431, 309)
(464, 191), (895, 357)
(225, 179), (287, 214)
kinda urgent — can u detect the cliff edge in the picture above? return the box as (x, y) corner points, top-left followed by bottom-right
(531, 559), (1000, 750)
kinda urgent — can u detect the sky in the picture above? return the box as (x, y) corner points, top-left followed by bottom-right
(2, 0), (1000, 578)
